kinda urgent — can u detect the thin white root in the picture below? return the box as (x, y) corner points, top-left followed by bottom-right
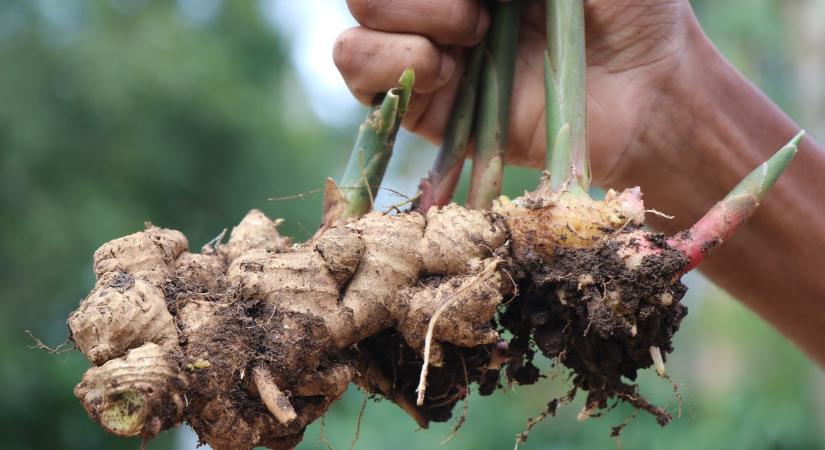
(357, 350), (429, 427)
(514, 388), (577, 450)
(348, 391), (368, 450)
(576, 404), (596, 421)
(252, 366), (297, 424)
(645, 208), (675, 219)
(649, 346), (666, 377)
(416, 263), (498, 406)
(440, 355), (469, 445)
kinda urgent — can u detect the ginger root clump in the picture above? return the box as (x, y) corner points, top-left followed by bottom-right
(68, 190), (689, 449)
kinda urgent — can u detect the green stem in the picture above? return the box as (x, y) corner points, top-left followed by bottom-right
(545, 0), (589, 194)
(339, 69), (415, 218)
(669, 131), (803, 272)
(416, 42), (487, 213)
(467, 0), (524, 210)
(725, 130), (804, 201)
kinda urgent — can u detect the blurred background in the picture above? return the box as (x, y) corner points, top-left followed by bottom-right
(2, 0), (823, 449)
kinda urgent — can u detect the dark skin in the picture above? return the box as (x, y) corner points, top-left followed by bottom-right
(333, 0), (825, 367)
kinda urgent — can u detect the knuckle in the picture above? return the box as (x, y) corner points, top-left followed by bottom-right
(419, 0), (481, 45)
(445, 1), (478, 43)
(332, 29), (360, 75)
(350, 89), (374, 106)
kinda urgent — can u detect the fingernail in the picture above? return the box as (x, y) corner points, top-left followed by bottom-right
(474, 9), (490, 43)
(439, 53), (456, 83)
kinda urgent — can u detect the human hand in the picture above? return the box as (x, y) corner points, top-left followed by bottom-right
(334, 0), (703, 187)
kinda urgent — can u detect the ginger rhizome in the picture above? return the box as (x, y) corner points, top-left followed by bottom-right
(66, 130), (800, 449)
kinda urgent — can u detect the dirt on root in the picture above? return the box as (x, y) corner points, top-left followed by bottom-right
(156, 229), (690, 445)
(342, 231), (690, 431)
(163, 275), (354, 450)
(500, 233), (689, 426)
(356, 329), (501, 424)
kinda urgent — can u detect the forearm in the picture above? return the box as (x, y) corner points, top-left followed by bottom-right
(621, 18), (825, 366)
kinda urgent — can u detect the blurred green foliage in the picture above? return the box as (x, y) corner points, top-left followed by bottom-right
(0, 1), (347, 448)
(0, 0), (821, 449)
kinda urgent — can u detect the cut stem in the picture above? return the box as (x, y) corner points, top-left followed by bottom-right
(545, 0), (589, 193)
(340, 69), (415, 218)
(416, 43), (487, 212)
(466, 0), (524, 210)
(669, 131), (804, 272)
